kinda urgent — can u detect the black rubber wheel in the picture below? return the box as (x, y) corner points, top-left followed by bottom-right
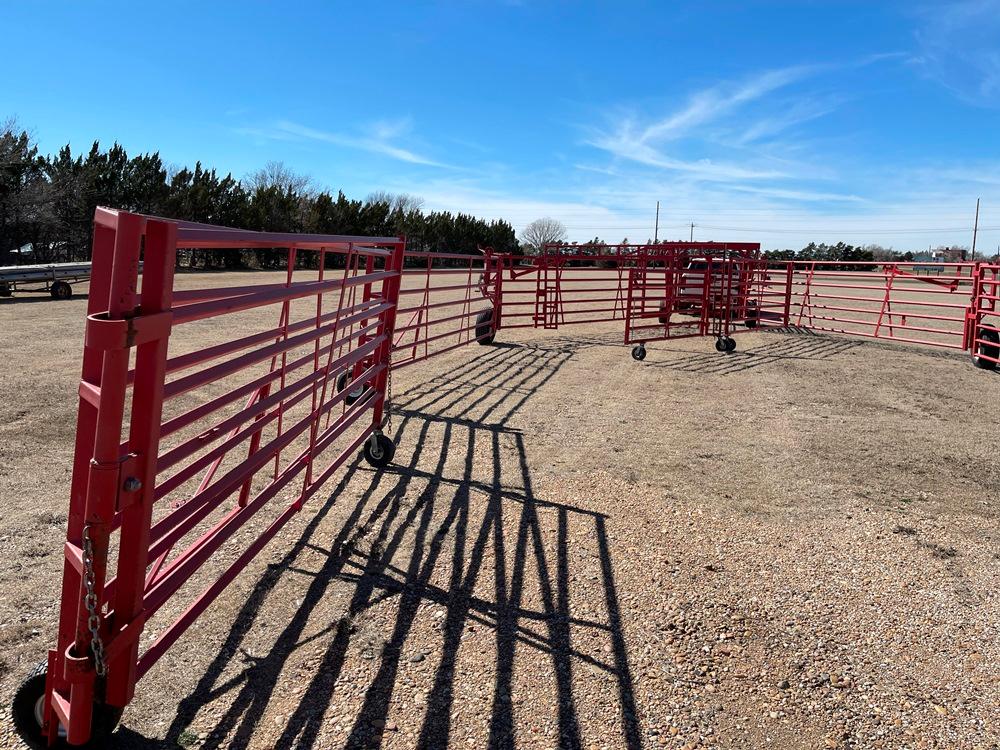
(715, 338), (727, 352)
(631, 345), (646, 361)
(362, 434), (396, 468)
(725, 337), (737, 352)
(336, 371), (368, 406)
(972, 327), (999, 370)
(475, 308), (496, 345)
(12, 661), (122, 749)
(50, 281), (72, 300)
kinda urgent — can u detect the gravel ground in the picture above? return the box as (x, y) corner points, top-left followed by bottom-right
(0, 272), (998, 750)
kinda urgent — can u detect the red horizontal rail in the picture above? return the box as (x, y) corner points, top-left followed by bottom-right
(172, 271), (395, 324)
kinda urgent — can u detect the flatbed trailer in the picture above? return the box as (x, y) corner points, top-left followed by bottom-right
(0, 262), (93, 299)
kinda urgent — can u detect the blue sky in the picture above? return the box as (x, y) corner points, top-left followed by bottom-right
(2, 1), (999, 251)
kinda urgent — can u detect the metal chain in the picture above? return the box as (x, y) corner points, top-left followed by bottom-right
(384, 358), (393, 434)
(81, 525), (108, 677)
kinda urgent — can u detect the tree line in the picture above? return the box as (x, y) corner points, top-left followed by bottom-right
(0, 119), (519, 269)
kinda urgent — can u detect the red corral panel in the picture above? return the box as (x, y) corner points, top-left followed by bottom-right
(781, 261), (976, 350)
(970, 262), (1000, 369)
(30, 208), (406, 746)
(392, 249), (502, 368)
(623, 244), (771, 348)
(498, 252), (633, 330)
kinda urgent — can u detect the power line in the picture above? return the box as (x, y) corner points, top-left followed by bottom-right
(694, 224), (999, 235)
(554, 223), (998, 235)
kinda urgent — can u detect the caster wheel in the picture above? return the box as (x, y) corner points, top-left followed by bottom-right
(715, 338), (727, 352)
(972, 328), (999, 370)
(336, 371), (368, 406)
(631, 345), (647, 361)
(12, 661), (122, 749)
(725, 337), (737, 352)
(362, 433), (396, 468)
(475, 308), (496, 345)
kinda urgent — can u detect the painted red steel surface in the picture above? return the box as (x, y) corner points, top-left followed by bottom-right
(780, 261), (977, 351)
(497, 243), (768, 344)
(500, 243), (764, 335)
(971, 263), (1000, 366)
(42, 208), (405, 744)
(392, 249), (501, 368)
(621, 244), (768, 345)
(503, 246), (998, 364)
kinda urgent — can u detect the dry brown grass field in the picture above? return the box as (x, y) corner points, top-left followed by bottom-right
(0, 268), (998, 750)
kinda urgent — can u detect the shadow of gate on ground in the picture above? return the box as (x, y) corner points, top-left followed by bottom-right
(116, 340), (641, 750)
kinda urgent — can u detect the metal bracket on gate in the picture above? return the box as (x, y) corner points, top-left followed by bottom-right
(85, 310), (173, 351)
(87, 453), (141, 514)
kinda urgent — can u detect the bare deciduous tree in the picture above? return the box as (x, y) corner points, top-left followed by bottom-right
(365, 191), (425, 213)
(246, 161), (315, 196)
(520, 217), (567, 254)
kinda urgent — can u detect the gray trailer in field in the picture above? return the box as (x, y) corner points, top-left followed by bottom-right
(0, 262), (93, 299)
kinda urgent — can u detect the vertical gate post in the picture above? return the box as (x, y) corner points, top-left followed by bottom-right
(488, 248), (505, 333)
(50, 210), (144, 744)
(782, 262), (793, 327)
(965, 262), (983, 352)
(106, 218), (177, 707)
(44, 216), (119, 743)
(624, 262), (637, 344)
(371, 239), (405, 430)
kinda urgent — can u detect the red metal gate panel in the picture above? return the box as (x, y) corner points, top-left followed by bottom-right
(35, 208), (405, 745)
(623, 244), (767, 346)
(970, 262), (1000, 367)
(391, 249), (502, 368)
(782, 261), (975, 350)
(499, 251), (632, 330)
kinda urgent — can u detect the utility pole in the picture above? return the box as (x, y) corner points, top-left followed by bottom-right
(689, 222), (694, 242)
(654, 201), (660, 243)
(971, 197), (980, 261)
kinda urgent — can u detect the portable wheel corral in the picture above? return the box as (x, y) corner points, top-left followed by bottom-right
(11, 209), (999, 748)
(512, 243), (1000, 370)
(0, 262), (95, 300)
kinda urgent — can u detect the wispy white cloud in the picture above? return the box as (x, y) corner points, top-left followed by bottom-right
(732, 96), (843, 146)
(725, 184), (864, 203)
(584, 55), (912, 183)
(912, 0), (1000, 106)
(586, 129), (789, 180)
(640, 65), (818, 143)
(236, 118), (457, 168)
(584, 65), (829, 180)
